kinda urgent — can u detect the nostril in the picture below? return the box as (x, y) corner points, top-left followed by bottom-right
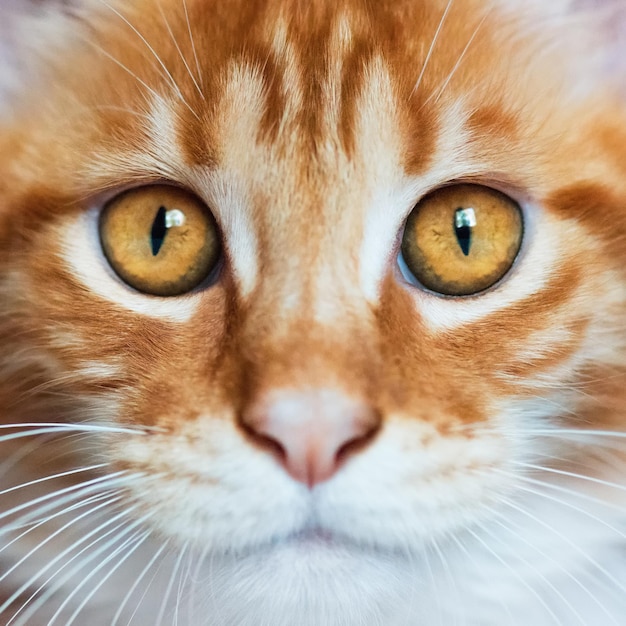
(239, 419), (287, 463)
(336, 421), (380, 466)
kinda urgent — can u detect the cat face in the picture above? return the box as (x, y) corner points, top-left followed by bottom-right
(0, 0), (625, 623)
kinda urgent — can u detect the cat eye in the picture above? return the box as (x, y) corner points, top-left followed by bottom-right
(400, 184), (523, 296)
(99, 185), (221, 296)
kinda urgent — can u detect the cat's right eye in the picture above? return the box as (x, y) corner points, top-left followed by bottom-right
(99, 185), (221, 297)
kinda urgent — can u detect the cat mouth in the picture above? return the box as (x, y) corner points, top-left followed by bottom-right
(261, 526), (408, 559)
(289, 527), (339, 547)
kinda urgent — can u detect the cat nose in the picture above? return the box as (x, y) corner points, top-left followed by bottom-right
(241, 389), (381, 487)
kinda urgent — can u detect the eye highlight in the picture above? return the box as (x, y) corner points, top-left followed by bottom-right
(400, 184), (523, 296)
(99, 185), (221, 297)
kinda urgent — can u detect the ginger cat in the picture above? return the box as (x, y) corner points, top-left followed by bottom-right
(0, 0), (625, 624)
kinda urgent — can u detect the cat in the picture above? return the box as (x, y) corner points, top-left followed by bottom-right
(0, 0), (625, 624)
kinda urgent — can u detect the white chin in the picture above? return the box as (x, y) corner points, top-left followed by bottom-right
(194, 535), (426, 626)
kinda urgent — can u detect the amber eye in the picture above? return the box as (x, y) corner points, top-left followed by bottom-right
(400, 184), (523, 296)
(99, 185), (221, 296)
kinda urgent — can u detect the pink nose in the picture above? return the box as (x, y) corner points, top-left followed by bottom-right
(241, 389), (380, 487)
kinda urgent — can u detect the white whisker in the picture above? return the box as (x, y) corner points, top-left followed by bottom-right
(422, 13), (489, 108)
(111, 539), (171, 626)
(0, 490), (118, 557)
(0, 464), (107, 498)
(466, 526), (565, 625)
(0, 471), (132, 527)
(411, 0), (454, 98)
(521, 428), (626, 439)
(430, 537), (464, 626)
(481, 517), (589, 625)
(94, 0), (181, 95)
(504, 469), (626, 515)
(498, 496), (626, 595)
(513, 461), (626, 493)
(80, 39), (164, 103)
(92, 104), (154, 121)
(485, 506), (621, 626)
(175, 544), (193, 626)
(65, 530), (152, 626)
(94, 0), (201, 120)
(0, 489), (129, 588)
(421, 542), (445, 626)
(448, 533), (513, 623)
(503, 479), (626, 542)
(125, 540), (172, 626)
(182, 0), (203, 88)
(156, 541), (188, 626)
(4, 497), (129, 623)
(157, 0), (204, 100)
(44, 513), (153, 626)
(0, 422), (155, 436)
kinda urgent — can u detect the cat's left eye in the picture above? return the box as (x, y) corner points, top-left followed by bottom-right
(399, 184), (523, 296)
(99, 185), (221, 296)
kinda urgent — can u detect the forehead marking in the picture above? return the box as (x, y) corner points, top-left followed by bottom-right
(355, 56), (416, 305)
(268, 17), (305, 136)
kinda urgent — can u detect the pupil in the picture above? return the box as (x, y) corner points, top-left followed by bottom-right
(150, 206), (168, 256)
(454, 207), (476, 257)
(455, 225), (471, 256)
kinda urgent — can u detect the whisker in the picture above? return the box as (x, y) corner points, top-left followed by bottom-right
(4, 497), (129, 623)
(157, 0), (204, 100)
(82, 39), (164, 103)
(430, 537), (464, 626)
(65, 530), (152, 626)
(0, 471), (132, 528)
(466, 526), (565, 625)
(497, 496), (626, 594)
(421, 542), (445, 626)
(520, 428), (626, 439)
(43, 513), (154, 626)
(110, 539), (171, 626)
(500, 477), (626, 542)
(0, 434), (59, 477)
(93, 0), (201, 121)
(188, 545), (210, 625)
(447, 533), (513, 624)
(411, 0), (454, 98)
(182, 0), (203, 89)
(175, 543), (193, 626)
(0, 464), (107, 498)
(0, 487), (131, 587)
(0, 490), (118, 557)
(156, 541), (188, 626)
(512, 461), (626, 493)
(92, 104), (154, 121)
(0, 422), (155, 437)
(94, 0), (182, 96)
(421, 12), (489, 108)
(503, 468), (625, 515)
(480, 517), (589, 625)
(485, 505), (621, 626)
(125, 540), (172, 626)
